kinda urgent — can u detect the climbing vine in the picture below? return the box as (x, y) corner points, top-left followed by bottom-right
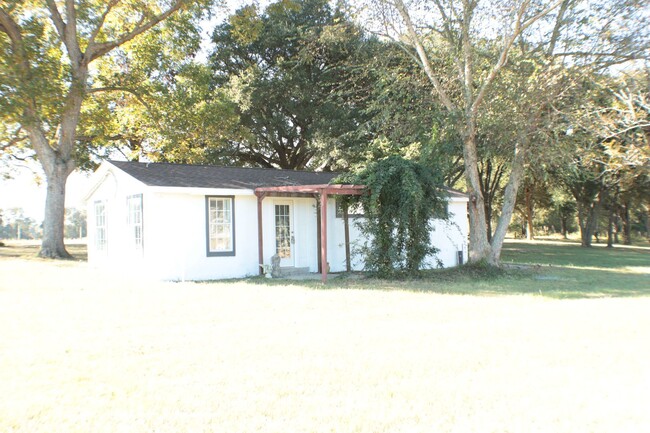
(340, 156), (448, 277)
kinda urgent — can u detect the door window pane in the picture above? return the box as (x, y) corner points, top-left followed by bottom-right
(275, 204), (291, 258)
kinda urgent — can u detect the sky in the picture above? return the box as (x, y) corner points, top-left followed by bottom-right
(0, 165), (90, 221)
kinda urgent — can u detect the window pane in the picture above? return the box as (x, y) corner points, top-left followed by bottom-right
(208, 197), (233, 253)
(127, 195), (143, 250)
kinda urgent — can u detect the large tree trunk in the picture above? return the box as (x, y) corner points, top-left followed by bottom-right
(28, 71), (85, 258)
(606, 206), (615, 248)
(488, 141), (526, 264)
(40, 164), (74, 258)
(462, 125), (491, 263)
(577, 194), (602, 247)
(645, 203), (650, 242)
(560, 217), (568, 239)
(621, 200), (632, 245)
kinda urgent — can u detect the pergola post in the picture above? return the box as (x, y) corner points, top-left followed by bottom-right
(344, 203), (351, 272)
(256, 192), (265, 275)
(320, 191), (328, 283)
(314, 195), (322, 274)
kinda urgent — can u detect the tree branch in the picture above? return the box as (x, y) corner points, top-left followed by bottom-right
(44, 0), (66, 41)
(87, 1), (186, 62)
(547, 0), (572, 57)
(86, 0), (121, 52)
(471, 0), (564, 115)
(392, 0), (457, 112)
(87, 86), (158, 122)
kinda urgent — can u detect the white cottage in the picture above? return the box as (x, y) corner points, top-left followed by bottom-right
(84, 160), (469, 281)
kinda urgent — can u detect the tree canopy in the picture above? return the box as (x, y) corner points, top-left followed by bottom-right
(2, 0), (648, 264)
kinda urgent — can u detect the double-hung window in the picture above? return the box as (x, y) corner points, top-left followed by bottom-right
(126, 194), (143, 250)
(206, 196), (235, 256)
(94, 201), (107, 251)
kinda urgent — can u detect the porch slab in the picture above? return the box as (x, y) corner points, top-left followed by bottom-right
(275, 272), (343, 281)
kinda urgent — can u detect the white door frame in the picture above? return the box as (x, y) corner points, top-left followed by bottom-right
(274, 200), (295, 267)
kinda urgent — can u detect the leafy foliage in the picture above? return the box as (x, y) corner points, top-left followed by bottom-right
(344, 156), (448, 277)
(208, 0), (373, 169)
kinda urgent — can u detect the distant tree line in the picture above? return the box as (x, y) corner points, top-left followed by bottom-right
(0, 208), (86, 240)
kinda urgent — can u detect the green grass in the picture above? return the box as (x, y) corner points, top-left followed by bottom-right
(501, 240), (649, 269)
(241, 240), (650, 299)
(0, 240), (87, 261)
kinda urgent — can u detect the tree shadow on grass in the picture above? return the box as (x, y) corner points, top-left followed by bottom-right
(231, 262), (650, 300)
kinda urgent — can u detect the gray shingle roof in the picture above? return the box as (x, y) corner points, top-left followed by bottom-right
(108, 160), (468, 199)
(108, 160), (341, 190)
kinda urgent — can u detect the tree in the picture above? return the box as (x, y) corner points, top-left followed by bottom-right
(554, 68), (650, 246)
(64, 208), (86, 239)
(362, 0), (566, 264)
(0, 0), (213, 258)
(78, 18), (246, 166)
(0, 208), (40, 240)
(209, 0), (372, 169)
(362, 0), (560, 264)
(358, 0), (649, 262)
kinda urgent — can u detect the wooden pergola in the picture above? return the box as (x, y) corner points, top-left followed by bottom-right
(254, 184), (365, 282)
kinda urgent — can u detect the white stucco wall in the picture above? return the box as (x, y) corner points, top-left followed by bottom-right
(425, 200), (469, 268)
(342, 198), (469, 271)
(143, 192), (259, 281)
(85, 164), (148, 271)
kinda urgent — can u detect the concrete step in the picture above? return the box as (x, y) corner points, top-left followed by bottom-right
(279, 266), (311, 277)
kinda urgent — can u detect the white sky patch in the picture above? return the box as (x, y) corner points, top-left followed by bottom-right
(0, 165), (90, 222)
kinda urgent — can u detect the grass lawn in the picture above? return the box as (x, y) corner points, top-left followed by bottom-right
(0, 240), (87, 261)
(247, 239), (649, 299)
(0, 240), (649, 432)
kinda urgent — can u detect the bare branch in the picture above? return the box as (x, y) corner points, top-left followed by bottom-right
(471, 0), (564, 114)
(87, 86), (155, 113)
(547, 0), (573, 57)
(44, 0), (66, 40)
(86, 0), (121, 52)
(392, 0), (457, 112)
(88, 1), (185, 62)
(0, 129), (28, 151)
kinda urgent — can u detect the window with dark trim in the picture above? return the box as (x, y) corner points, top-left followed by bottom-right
(126, 194), (143, 250)
(335, 198), (364, 219)
(94, 201), (107, 251)
(206, 196), (235, 256)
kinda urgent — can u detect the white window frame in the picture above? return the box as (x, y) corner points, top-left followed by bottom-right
(126, 194), (143, 250)
(206, 196), (235, 256)
(94, 201), (107, 251)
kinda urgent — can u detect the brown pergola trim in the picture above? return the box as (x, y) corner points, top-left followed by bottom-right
(254, 183), (365, 282)
(255, 184), (365, 195)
